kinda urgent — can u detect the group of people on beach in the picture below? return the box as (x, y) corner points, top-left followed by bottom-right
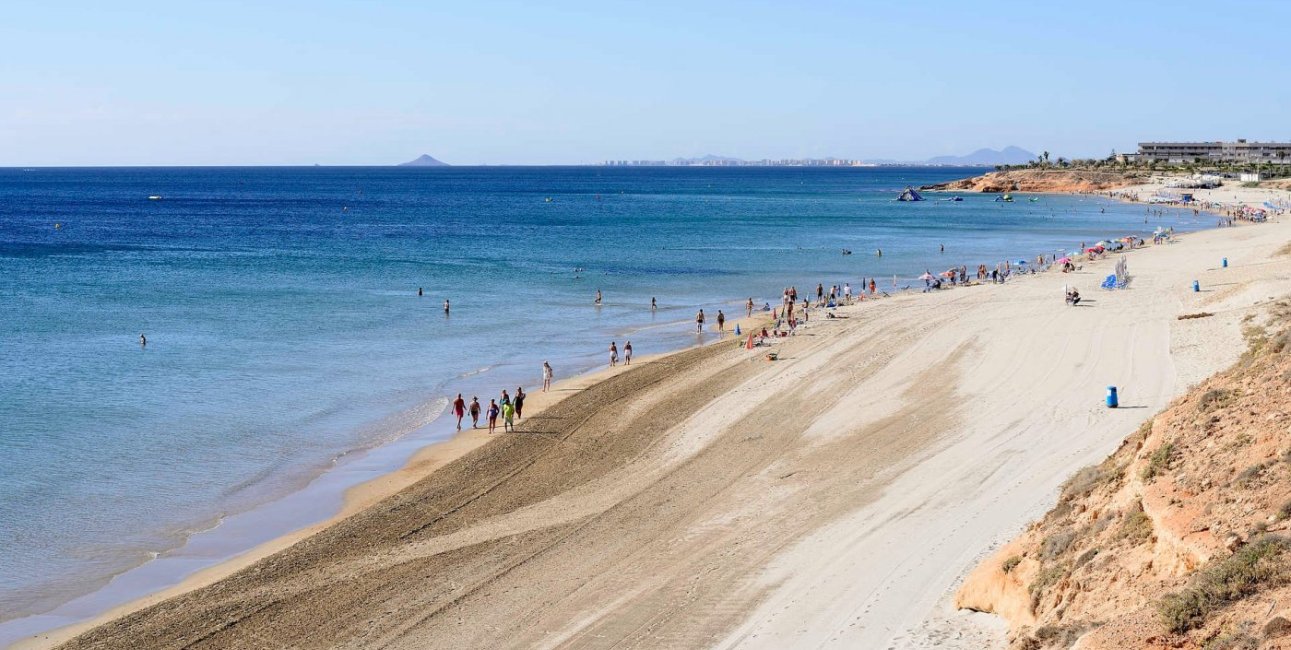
(450, 361), (555, 435)
(452, 387), (527, 435)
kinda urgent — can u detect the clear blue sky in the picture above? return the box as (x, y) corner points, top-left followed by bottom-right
(3, 0), (1289, 165)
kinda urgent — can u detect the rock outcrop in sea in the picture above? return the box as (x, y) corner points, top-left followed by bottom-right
(922, 170), (1142, 194)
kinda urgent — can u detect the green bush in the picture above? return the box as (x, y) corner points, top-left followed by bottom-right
(1002, 555), (1022, 574)
(1142, 443), (1176, 481)
(1157, 536), (1290, 633)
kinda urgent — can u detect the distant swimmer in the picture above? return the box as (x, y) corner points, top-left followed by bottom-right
(940, 243), (944, 253)
(443, 299), (450, 314)
(542, 361), (553, 392)
(139, 333), (147, 347)
(595, 289), (602, 305)
(651, 297), (657, 311)
(876, 248), (882, 257)
(418, 287), (423, 297)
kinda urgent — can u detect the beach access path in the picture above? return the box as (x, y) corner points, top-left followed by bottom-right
(47, 214), (1291, 650)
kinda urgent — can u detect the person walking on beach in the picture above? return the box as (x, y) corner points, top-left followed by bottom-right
(696, 309), (705, 332)
(501, 400), (515, 433)
(609, 341), (619, 367)
(542, 361), (553, 392)
(506, 390), (521, 418)
(746, 297), (754, 318)
(624, 340), (632, 364)
(487, 399), (500, 434)
(844, 283), (852, 304)
(869, 278), (876, 295)
(469, 397), (481, 428)
(453, 393), (466, 431)
(716, 310), (725, 335)
(500, 389), (510, 407)
(816, 283), (824, 306)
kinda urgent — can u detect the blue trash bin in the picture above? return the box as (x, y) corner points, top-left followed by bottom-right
(1192, 280), (1200, 292)
(1106, 386), (1119, 408)
(1222, 257), (1228, 268)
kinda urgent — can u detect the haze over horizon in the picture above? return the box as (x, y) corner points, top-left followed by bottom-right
(4, 0), (1290, 167)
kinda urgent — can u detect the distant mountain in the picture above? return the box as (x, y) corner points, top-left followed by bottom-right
(925, 146), (1036, 166)
(398, 154), (450, 167)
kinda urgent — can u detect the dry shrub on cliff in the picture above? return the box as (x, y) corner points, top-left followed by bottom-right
(1197, 388), (1234, 412)
(1157, 535), (1291, 634)
(1203, 629), (1259, 650)
(1141, 442), (1176, 481)
(1117, 503), (1153, 544)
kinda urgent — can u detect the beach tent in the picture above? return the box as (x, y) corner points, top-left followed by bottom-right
(897, 187), (924, 202)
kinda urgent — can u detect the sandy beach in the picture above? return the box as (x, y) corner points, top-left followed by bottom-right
(27, 189), (1291, 649)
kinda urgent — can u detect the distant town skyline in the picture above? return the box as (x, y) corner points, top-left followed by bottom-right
(3, 0), (1290, 166)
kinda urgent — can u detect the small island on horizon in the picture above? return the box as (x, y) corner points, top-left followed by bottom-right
(398, 154), (450, 167)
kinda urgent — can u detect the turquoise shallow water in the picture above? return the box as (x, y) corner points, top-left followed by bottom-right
(0, 166), (1206, 638)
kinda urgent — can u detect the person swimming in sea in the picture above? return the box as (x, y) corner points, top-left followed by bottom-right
(651, 297), (657, 311)
(139, 333), (147, 347)
(595, 289), (602, 305)
(443, 299), (450, 314)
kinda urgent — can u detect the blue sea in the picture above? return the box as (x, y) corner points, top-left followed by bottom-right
(0, 166), (1206, 642)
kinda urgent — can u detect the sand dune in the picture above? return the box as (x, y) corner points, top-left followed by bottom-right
(51, 217), (1291, 650)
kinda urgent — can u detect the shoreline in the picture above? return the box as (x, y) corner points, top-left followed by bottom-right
(4, 314), (770, 650)
(5, 194), (1244, 649)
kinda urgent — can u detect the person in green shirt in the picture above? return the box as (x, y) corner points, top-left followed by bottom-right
(502, 401), (516, 433)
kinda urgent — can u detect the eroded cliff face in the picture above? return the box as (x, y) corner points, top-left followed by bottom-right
(922, 170), (1142, 194)
(958, 302), (1291, 649)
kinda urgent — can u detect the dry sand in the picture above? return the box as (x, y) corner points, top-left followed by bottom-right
(34, 208), (1291, 650)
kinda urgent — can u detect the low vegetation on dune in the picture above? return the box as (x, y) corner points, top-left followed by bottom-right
(957, 301), (1291, 649)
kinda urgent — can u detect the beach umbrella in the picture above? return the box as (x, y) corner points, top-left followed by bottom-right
(1057, 257), (1071, 264)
